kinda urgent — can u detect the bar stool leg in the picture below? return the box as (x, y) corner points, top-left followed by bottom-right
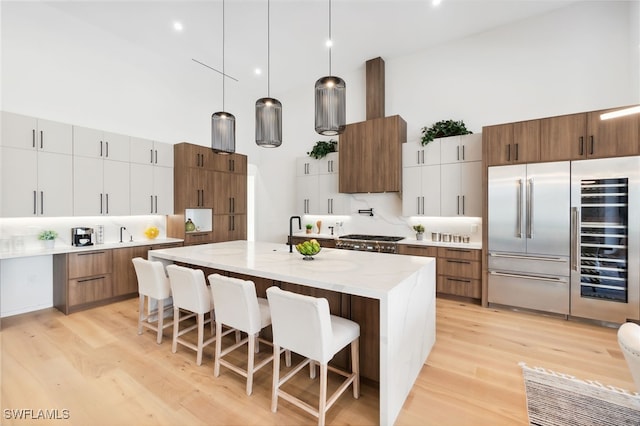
(352, 338), (360, 398)
(138, 295), (145, 335)
(156, 298), (164, 344)
(271, 344), (281, 413)
(196, 313), (204, 366)
(247, 333), (255, 395)
(319, 363), (328, 426)
(171, 307), (179, 353)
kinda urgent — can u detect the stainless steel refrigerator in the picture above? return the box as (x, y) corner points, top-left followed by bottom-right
(488, 157), (640, 324)
(488, 162), (571, 315)
(570, 156), (640, 323)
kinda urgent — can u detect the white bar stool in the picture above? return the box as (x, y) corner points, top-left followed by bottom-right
(132, 257), (173, 344)
(166, 264), (215, 366)
(266, 286), (360, 426)
(618, 322), (640, 391)
(208, 274), (288, 395)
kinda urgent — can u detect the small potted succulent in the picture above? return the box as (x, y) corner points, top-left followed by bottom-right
(38, 230), (58, 248)
(305, 224), (313, 234)
(413, 224), (425, 241)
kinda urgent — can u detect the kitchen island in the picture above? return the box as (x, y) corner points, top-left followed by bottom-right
(148, 240), (435, 426)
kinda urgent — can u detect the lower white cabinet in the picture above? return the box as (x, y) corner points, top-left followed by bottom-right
(73, 157), (130, 216)
(1, 147), (73, 217)
(402, 164), (441, 216)
(130, 163), (174, 215)
(440, 161), (482, 217)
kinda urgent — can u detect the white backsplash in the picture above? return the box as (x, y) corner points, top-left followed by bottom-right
(0, 215), (166, 252)
(300, 193), (482, 243)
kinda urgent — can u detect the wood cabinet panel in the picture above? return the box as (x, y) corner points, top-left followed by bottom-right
(184, 231), (214, 246)
(485, 121), (539, 166)
(436, 276), (481, 299)
(484, 123), (513, 166)
(436, 247), (481, 261)
(68, 251), (112, 279)
(112, 246), (146, 297)
(350, 295), (380, 382)
(587, 108), (640, 158)
(437, 258), (481, 279)
(68, 275), (113, 306)
(513, 120), (540, 163)
(539, 113), (586, 161)
(396, 244), (437, 257)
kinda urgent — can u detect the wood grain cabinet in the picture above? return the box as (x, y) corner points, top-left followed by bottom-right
(484, 120), (540, 166)
(436, 247), (481, 300)
(539, 107), (640, 161)
(170, 142), (247, 245)
(339, 115), (406, 193)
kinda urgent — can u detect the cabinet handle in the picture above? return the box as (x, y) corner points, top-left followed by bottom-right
(100, 140), (103, 157)
(422, 196), (425, 215)
(40, 191), (44, 215)
(421, 150), (424, 164)
(106, 142), (109, 157)
(150, 149), (154, 164)
(590, 136), (594, 155)
(77, 276), (106, 284)
(100, 193), (103, 214)
(462, 145), (465, 161)
(32, 129), (36, 148)
(77, 251), (106, 256)
(417, 197), (420, 215)
(151, 195), (154, 213)
(155, 149), (158, 164)
(456, 146), (460, 161)
(40, 130), (43, 149)
(514, 143), (518, 161)
(331, 199), (334, 214)
(105, 193), (109, 214)
(446, 248), (472, 253)
(154, 195), (158, 213)
(446, 277), (472, 284)
(579, 136), (584, 156)
(328, 199), (331, 214)
(507, 144), (511, 161)
(446, 259), (471, 265)
(457, 195), (460, 215)
(33, 190), (37, 215)
(462, 195), (465, 215)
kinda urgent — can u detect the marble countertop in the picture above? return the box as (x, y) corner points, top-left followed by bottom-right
(0, 238), (184, 260)
(149, 240), (434, 299)
(292, 232), (482, 250)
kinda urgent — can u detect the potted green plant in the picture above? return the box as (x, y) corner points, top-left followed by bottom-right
(413, 224), (425, 241)
(421, 120), (472, 146)
(307, 140), (337, 159)
(305, 224), (313, 234)
(38, 230), (58, 248)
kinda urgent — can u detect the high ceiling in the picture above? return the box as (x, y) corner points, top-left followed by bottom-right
(40, 0), (579, 99)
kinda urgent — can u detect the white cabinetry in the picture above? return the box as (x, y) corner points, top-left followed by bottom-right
(129, 137), (174, 215)
(1, 148), (73, 217)
(73, 126), (130, 162)
(439, 133), (482, 164)
(402, 134), (482, 217)
(1, 111), (72, 154)
(296, 153), (349, 215)
(73, 156), (130, 216)
(402, 140), (441, 216)
(1, 255), (53, 317)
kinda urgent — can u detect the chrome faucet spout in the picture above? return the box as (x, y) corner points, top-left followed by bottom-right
(289, 216), (302, 253)
(120, 227), (127, 243)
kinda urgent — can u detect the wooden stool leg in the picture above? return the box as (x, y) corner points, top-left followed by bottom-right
(196, 313), (204, 366)
(156, 298), (164, 344)
(271, 344), (281, 413)
(214, 321), (223, 377)
(171, 307), (179, 354)
(247, 333), (255, 396)
(352, 338), (360, 398)
(319, 363), (328, 426)
(138, 295), (145, 335)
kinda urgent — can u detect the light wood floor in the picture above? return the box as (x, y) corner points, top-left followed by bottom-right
(1, 297), (635, 425)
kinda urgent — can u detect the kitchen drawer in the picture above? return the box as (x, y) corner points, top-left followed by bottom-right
(184, 231), (214, 246)
(437, 258), (481, 279)
(488, 271), (569, 315)
(68, 250), (112, 279)
(437, 247), (480, 261)
(397, 244), (437, 257)
(437, 276), (481, 299)
(69, 274), (113, 306)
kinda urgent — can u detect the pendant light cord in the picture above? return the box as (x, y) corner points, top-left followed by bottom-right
(222, 0), (226, 110)
(328, 0), (332, 76)
(268, 0), (271, 97)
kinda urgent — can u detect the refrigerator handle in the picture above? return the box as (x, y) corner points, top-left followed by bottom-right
(516, 179), (523, 238)
(571, 207), (579, 271)
(526, 178), (533, 238)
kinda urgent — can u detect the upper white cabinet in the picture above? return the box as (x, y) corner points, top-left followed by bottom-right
(402, 134), (482, 217)
(440, 133), (482, 164)
(295, 153), (349, 215)
(73, 126), (130, 162)
(73, 156), (130, 216)
(1, 111), (72, 155)
(130, 137), (174, 167)
(1, 147), (73, 217)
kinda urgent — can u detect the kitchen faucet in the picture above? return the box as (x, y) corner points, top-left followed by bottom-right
(289, 216), (301, 253)
(120, 226), (127, 243)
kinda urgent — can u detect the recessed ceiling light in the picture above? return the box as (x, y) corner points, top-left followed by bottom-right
(326, 39), (333, 48)
(173, 21), (184, 32)
(255, 68), (262, 75)
(432, 0), (442, 6)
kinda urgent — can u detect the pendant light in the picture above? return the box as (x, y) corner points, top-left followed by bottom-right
(315, 0), (345, 136)
(211, 0), (236, 154)
(255, 0), (282, 148)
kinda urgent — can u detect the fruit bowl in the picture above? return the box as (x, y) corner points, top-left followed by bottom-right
(295, 239), (321, 260)
(144, 226), (160, 239)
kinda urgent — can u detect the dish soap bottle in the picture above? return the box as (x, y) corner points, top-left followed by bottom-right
(185, 218), (196, 232)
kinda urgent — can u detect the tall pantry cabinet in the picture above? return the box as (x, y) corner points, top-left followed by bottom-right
(169, 142), (247, 245)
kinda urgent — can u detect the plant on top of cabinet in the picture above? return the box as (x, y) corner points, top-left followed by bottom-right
(307, 140), (338, 159)
(421, 120), (472, 146)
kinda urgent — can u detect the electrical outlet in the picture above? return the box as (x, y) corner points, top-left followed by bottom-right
(471, 224), (479, 234)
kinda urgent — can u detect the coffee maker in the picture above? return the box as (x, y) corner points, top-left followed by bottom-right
(71, 227), (94, 247)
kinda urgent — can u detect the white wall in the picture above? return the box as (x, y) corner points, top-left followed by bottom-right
(2, 1), (638, 244)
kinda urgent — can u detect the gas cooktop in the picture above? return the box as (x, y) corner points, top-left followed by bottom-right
(339, 234), (405, 242)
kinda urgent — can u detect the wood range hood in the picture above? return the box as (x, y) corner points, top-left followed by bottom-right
(338, 57), (407, 194)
